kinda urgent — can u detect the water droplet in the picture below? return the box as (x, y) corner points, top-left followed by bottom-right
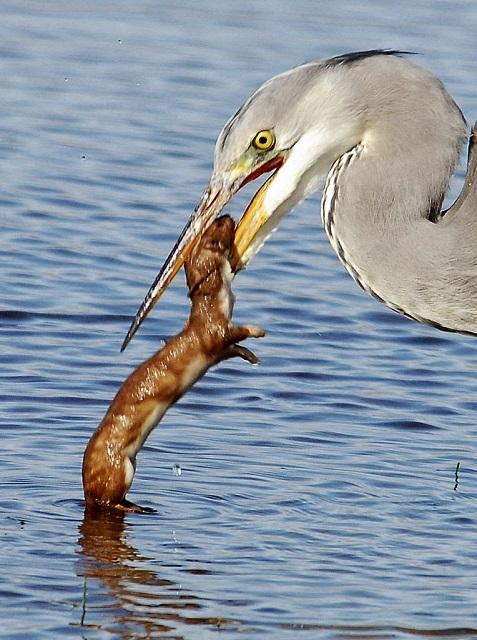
(172, 463), (182, 476)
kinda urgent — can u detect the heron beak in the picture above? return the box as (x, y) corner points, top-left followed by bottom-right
(234, 172), (276, 269)
(120, 177), (238, 351)
(121, 152), (285, 351)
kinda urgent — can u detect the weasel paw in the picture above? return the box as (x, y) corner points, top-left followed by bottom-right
(245, 325), (266, 338)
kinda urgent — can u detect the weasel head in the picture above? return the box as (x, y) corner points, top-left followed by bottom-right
(185, 215), (236, 297)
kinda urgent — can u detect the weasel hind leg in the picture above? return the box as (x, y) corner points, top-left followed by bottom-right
(118, 498), (156, 514)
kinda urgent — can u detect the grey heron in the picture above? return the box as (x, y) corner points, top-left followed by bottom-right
(121, 50), (477, 351)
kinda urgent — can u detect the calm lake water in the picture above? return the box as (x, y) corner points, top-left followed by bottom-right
(2, 1), (477, 638)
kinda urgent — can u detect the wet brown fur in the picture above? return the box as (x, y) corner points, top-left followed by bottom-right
(82, 215), (265, 512)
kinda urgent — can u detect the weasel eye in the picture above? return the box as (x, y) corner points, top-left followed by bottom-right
(206, 239), (220, 250)
(252, 129), (275, 152)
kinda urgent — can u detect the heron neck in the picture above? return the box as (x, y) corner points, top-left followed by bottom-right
(322, 142), (477, 335)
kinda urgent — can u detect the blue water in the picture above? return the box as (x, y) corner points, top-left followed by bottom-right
(1, 1), (477, 638)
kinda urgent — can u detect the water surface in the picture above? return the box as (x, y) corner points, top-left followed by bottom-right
(1, 2), (477, 638)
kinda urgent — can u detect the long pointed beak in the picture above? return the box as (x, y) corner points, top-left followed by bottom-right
(233, 172), (277, 270)
(120, 178), (237, 351)
(121, 154), (285, 351)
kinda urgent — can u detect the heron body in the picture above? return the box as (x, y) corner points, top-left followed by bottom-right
(123, 50), (477, 349)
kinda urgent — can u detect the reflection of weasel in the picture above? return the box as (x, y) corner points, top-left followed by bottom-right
(82, 215), (265, 512)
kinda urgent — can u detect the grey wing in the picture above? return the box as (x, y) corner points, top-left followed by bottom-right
(445, 121), (477, 217)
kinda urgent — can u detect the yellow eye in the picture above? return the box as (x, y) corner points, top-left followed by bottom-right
(252, 129), (275, 151)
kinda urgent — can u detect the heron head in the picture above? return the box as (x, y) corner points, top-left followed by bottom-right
(121, 52), (401, 349)
(214, 60), (369, 266)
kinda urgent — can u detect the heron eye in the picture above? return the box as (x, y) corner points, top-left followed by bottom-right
(252, 129), (275, 151)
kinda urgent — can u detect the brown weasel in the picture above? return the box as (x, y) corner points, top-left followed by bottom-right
(82, 215), (265, 512)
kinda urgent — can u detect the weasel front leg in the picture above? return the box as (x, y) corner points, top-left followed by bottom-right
(228, 324), (266, 342)
(221, 344), (260, 364)
(219, 324), (266, 364)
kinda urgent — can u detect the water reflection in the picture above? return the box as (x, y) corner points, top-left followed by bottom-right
(75, 508), (477, 639)
(76, 507), (238, 637)
(279, 623), (477, 638)
(75, 504), (477, 640)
